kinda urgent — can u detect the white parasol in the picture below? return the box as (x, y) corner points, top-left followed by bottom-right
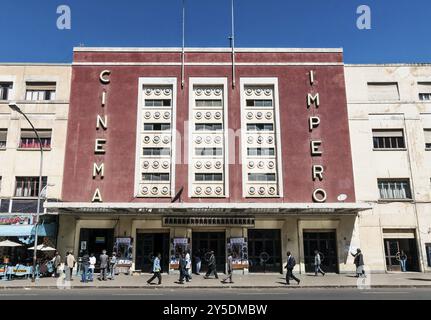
(27, 244), (56, 251)
(0, 240), (23, 247)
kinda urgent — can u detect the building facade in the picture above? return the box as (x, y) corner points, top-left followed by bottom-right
(345, 64), (431, 273)
(0, 64), (71, 259)
(47, 48), (369, 274)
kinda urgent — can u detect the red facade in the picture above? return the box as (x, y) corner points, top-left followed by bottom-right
(62, 49), (355, 203)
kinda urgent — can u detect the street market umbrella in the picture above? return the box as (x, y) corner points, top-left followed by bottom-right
(0, 240), (23, 247)
(27, 245), (56, 251)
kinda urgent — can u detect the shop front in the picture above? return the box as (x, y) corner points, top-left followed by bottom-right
(383, 229), (420, 272)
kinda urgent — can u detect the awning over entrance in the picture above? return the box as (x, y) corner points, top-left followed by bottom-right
(0, 223), (57, 237)
(45, 202), (372, 215)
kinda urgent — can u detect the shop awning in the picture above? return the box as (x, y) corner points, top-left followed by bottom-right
(0, 223), (57, 237)
(0, 225), (33, 237)
(45, 202), (372, 215)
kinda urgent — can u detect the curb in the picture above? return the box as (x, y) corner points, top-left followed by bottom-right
(2, 285), (431, 290)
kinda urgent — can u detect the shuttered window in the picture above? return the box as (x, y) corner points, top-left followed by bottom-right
(425, 129), (431, 150)
(0, 129), (7, 149)
(372, 129), (405, 149)
(419, 82), (431, 101)
(378, 179), (412, 200)
(368, 82), (400, 101)
(25, 82), (56, 101)
(19, 129), (52, 149)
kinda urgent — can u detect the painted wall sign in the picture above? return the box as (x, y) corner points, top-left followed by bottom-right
(92, 70), (111, 202)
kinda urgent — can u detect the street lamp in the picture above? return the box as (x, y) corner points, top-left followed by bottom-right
(9, 102), (44, 282)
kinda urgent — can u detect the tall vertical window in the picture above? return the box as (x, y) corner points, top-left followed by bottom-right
(0, 82), (12, 100)
(19, 129), (52, 149)
(137, 83), (174, 198)
(418, 82), (431, 101)
(424, 129), (431, 150)
(378, 179), (412, 200)
(15, 177), (48, 197)
(189, 82), (227, 198)
(367, 82), (400, 101)
(241, 83), (281, 198)
(25, 82), (56, 101)
(0, 129), (7, 149)
(372, 129), (406, 149)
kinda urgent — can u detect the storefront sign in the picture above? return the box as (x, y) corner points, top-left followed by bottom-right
(170, 238), (189, 269)
(228, 237), (249, 269)
(308, 70), (327, 202)
(0, 216), (32, 225)
(91, 70), (111, 202)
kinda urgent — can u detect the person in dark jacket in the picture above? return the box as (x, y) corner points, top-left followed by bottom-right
(204, 251), (218, 279)
(351, 248), (365, 278)
(80, 251), (90, 283)
(52, 251), (61, 278)
(285, 251), (300, 285)
(314, 250), (325, 276)
(178, 253), (190, 284)
(98, 250), (109, 281)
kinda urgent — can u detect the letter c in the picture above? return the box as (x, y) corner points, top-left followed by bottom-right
(99, 70), (111, 84)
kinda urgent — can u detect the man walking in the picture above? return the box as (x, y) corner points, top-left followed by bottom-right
(108, 252), (117, 280)
(204, 251), (218, 279)
(52, 251), (61, 278)
(65, 251), (75, 281)
(400, 250), (407, 272)
(285, 251), (300, 285)
(99, 250), (109, 281)
(178, 253), (190, 284)
(221, 251), (234, 284)
(80, 251), (90, 283)
(314, 250), (325, 276)
(147, 253), (162, 285)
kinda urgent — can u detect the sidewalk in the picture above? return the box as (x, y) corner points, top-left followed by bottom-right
(1, 272), (431, 289)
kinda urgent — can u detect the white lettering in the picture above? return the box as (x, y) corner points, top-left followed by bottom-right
(313, 189), (327, 203)
(92, 188), (103, 202)
(309, 116), (320, 131)
(312, 165), (324, 181)
(310, 140), (322, 156)
(99, 70), (111, 84)
(95, 139), (106, 154)
(96, 115), (108, 130)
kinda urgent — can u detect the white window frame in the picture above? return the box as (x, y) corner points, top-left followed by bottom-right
(188, 77), (229, 198)
(134, 77), (177, 198)
(240, 77), (284, 198)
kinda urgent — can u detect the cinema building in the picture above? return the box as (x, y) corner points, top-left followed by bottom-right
(42, 47), (378, 275)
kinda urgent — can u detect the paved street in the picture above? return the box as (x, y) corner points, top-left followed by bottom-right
(0, 287), (430, 300)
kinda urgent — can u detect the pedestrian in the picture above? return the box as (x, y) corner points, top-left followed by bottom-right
(221, 251), (234, 284)
(88, 253), (96, 282)
(314, 250), (325, 276)
(399, 250), (407, 272)
(285, 251), (300, 285)
(178, 253), (190, 284)
(108, 252), (117, 280)
(76, 251), (83, 276)
(99, 250), (109, 281)
(351, 248), (366, 278)
(80, 251), (90, 283)
(204, 251), (218, 279)
(147, 253), (162, 285)
(194, 250), (201, 275)
(185, 250), (192, 280)
(52, 251), (61, 278)
(65, 251), (75, 281)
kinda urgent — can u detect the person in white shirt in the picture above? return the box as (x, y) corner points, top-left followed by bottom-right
(88, 253), (96, 282)
(185, 250), (192, 280)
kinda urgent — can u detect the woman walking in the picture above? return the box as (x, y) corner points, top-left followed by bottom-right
(351, 248), (366, 278)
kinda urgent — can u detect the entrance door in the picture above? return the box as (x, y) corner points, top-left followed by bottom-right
(192, 232), (226, 273)
(248, 229), (282, 273)
(79, 228), (114, 270)
(79, 228), (114, 256)
(303, 231), (338, 273)
(136, 233), (170, 273)
(384, 238), (419, 272)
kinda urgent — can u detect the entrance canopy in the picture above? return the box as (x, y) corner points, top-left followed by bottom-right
(45, 202), (372, 215)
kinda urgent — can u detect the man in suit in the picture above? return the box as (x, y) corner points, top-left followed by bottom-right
(98, 250), (109, 281)
(204, 251), (218, 279)
(285, 251), (300, 285)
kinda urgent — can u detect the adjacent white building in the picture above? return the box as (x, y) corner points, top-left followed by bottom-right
(346, 64), (431, 272)
(0, 64), (71, 253)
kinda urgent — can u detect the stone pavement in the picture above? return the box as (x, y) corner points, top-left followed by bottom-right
(1, 272), (431, 289)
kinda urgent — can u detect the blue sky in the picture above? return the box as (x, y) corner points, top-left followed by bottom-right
(0, 0), (429, 63)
